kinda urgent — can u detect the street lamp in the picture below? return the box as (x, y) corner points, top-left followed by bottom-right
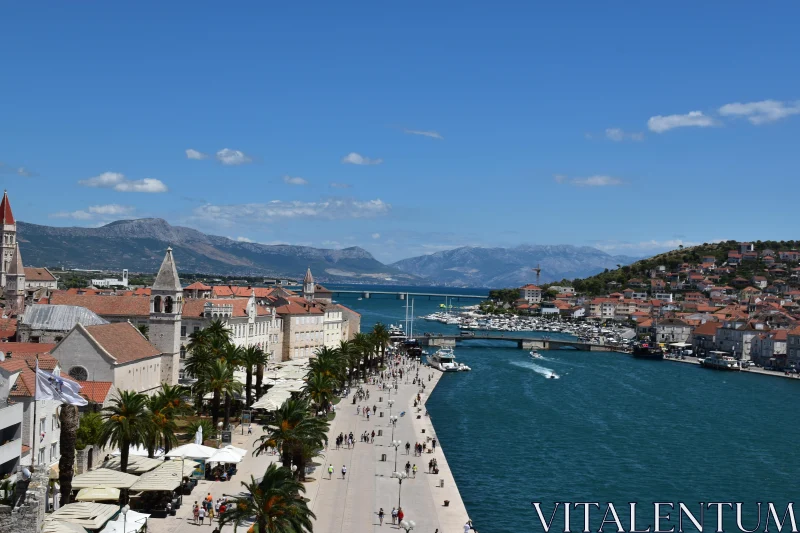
(217, 421), (223, 445)
(387, 399), (395, 419)
(391, 440), (402, 470)
(389, 415), (398, 440)
(391, 471), (408, 507)
(400, 519), (416, 533)
(121, 504), (130, 532)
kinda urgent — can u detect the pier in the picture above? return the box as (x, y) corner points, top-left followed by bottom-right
(418, 333), (620, 352)
(330, 290), (486, 301)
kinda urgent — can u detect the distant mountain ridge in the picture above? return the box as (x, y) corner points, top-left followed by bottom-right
(391, 245), (639, 287)
(17, 218), (416, 282)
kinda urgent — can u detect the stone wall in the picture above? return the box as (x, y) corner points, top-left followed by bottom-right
(0, 469), (48, 533)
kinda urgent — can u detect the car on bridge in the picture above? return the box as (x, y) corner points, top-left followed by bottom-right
(460, 331), (475, 337)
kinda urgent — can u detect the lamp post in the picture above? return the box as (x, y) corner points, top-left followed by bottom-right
(391, 471), (408, 507)
(400, 519), (416, 533)
(217, 421), (223, 446)
(391, 440), (402, 470)
(387, 399), (395, 419)
(121, 504), (130, 532)
(389, 415), (398, 441)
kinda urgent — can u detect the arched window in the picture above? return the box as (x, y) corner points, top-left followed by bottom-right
(153, 296), (162, 313)
(68, 366), (88, 381)
(165, 296), (174, 314)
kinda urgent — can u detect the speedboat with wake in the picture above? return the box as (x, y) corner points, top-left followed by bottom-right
(529, 350), (543, 359)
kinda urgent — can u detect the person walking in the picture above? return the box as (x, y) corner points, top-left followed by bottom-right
(342, 465), (347, 479)
(193, 503), (200, 525)
(405, 441), (410, 455)
(432, 438), (437, 450)
(378, 508), (385, 526)
(328, 464), (334, 480)
(405, 461), (411, 476)
(391, 507), (398, 525)
(397, 508), (404, 523)
(198, 504), (206, 525)
(412, 464), (418, 478)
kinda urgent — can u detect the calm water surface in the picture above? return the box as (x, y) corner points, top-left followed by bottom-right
(334, 286), (800, 533)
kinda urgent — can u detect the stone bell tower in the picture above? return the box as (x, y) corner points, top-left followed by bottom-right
(1, 190), (17, 289)
(149, 247), (183, 385)
(303, 267), (315, 302)
(4, 243), (26, 315)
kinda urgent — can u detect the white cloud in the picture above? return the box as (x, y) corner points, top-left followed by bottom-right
(51, 204), (135, 220)
(605, 128), (645, 142)
(341, 152), (383, 165)
(593, 238), (720, 254)
(372, 233), (381, 239)
(78, 172), (168, 193)
(196, 198), (391, 223)
(186, 148), (209, 160)
(216, 148), (252, 165)
(718, 99), (800, 125)
(236, 236), (254, 243)
(282, 175), (308, 186)
(647, 111), (715, 133)
(556, 174), (623, 187)
(403, 129), (444, 140)
(0, 162), (36, 177)
(330, 182), (352, 189)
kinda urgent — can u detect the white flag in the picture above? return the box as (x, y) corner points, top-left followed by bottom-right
(194, 425), (203, 445)
(35, 363), (88, 406)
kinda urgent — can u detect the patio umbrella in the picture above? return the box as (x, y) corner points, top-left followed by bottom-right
(75, 486), (120, 502)
(165, 443), (218, 459)
(207, 449), (243, 464)
(223, 445), (248, 457)
(251, 389), (292, 410)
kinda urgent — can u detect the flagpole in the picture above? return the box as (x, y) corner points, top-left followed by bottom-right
(33, 356), (38, 468)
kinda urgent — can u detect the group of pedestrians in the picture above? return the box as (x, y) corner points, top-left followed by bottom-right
(335, 432), (355, 449)
(376, 506), (405, 525)
(192, 495), (228, 526)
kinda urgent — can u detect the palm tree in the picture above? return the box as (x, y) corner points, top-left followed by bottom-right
(371, 322), (390, 366)
(220, 466), (314, 533)
(143, 390), (181, 457)
(136, 324), (149, 339)
(205, 319), (232, 344)
(98, 390), (151, 473)
(184, 419), (214, 443)
(58, 405), (80, 506)
(255, 398), (328, 480)
(308, 347), (345, 385)
(303, 371), (336, 412)
(255, 350), (274, 400)
(200, 358), (242, 429)
(339, 340), (361, 385)
(239, 345), (268, 407)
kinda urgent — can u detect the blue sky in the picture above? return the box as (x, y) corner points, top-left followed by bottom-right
(2, 2), (799, 263)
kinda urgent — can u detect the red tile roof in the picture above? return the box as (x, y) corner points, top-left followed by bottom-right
(23, 267), (57, 282)
(212, 286), (234, 297)
(0, 317), (17, 339)
(76, 381), (113, 404)
(83, 323), (161, 363)
(520, 284), (541, 290)
(49, 293), (150, 317)
(185, 282), (212, 291)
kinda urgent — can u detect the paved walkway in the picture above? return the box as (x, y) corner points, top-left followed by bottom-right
(305, 359), (470, 533)
(147, 358), (470, 533)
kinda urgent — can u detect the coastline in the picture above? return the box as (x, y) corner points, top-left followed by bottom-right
(414, 369), (472, 530)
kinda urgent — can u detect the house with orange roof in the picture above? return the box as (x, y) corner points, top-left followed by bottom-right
(752, 329), (789, 367)
(691, 321), (722, 353)
(519, 284), (542, 304)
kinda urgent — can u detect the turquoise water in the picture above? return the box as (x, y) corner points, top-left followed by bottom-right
(334, 286), (800, 533)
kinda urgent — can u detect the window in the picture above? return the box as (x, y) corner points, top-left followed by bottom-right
(52, 414), (58, 431)
(180, 346), (187, 359)
(40, 418), (46, 434)
(51, 443), (58, 461)
(181, 326), (187, 337)
(69, 366), (89, 381)
(165, 296), (174, 313)
(153, 295), (162, 313)
(38, 448), (45, 465)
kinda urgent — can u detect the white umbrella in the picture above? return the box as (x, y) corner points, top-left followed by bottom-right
(165, 443), (218, 460)
(270, 380), (305, 392)
(251, 389), (292, 410)
(223, 445), (248, 457)
(207, 449), (243, 464)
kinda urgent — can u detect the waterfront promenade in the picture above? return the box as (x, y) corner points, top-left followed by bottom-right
(147, 361), (469, 533)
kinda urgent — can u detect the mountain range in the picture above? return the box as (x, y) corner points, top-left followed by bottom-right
(17, 219), (416, 282)
(17, 218), (639, 286)
(391, 245), (639, 287)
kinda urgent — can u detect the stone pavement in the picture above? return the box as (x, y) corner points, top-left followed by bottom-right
(305, 361), (470, 533)
(147, 359), (470, 533)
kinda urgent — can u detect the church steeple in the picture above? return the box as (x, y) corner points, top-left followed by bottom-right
(4, 242), (25, 315)
(149, 247), (183, 385)
(1, 190), (17, 289)
(303, 267), (315, 301)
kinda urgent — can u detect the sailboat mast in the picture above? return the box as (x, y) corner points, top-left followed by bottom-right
(410, 299), (415, 339)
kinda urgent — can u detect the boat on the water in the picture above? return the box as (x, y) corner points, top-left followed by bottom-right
(632, 341), (664, 360)
(700, 352), (741, 371)
(427, 347), (471, 372)
(529, 350), (543, 359)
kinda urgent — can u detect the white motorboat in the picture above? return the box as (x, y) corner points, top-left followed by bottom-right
(427, 347), (459, 372)
(529, 350), (543, 359)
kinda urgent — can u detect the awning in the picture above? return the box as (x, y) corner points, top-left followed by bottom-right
(165, 443), (218, 460)
(47, 502), (120, 530)
(110, 445), (163, 458)
(42, 521), (88, 533)
(75, 486), (121, 502)
(72, 469), (139, 490)
(101, 456), (163, 475)
(207, 449), (243, 464)
(223, 445), (248, 457)
(98, 510), (150, 533)
(269, 380), (305, 392)
(129, 460), (192, 492)
(251, 389), (292, 410)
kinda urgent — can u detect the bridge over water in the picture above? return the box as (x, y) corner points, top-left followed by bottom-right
(417, 333), (621, 352)
(330, 290), (486, 301)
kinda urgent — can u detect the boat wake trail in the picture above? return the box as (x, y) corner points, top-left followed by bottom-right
(511, 360), (560, 379)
